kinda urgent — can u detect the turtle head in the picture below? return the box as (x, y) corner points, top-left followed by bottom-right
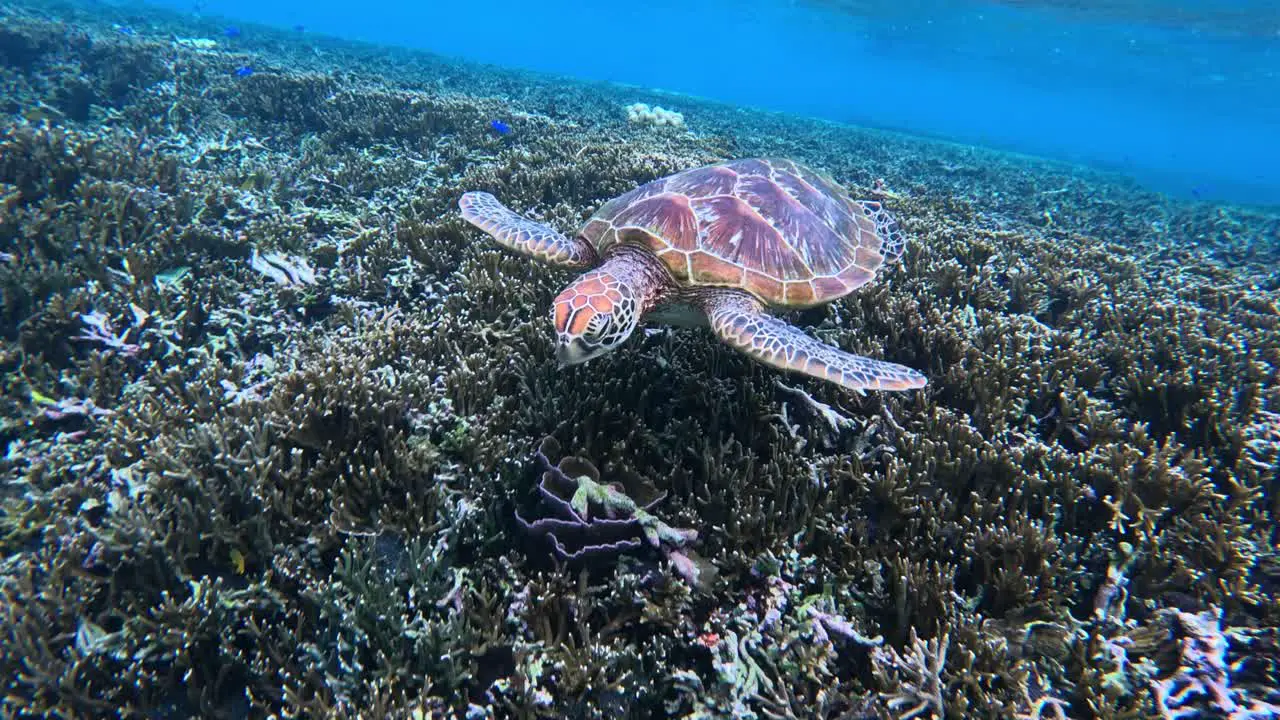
(552, 269), (640, 365)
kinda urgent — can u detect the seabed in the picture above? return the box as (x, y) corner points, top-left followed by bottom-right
(1, 0), (1278, 717)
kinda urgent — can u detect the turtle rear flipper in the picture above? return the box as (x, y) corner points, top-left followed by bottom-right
(705, 291), (926, 392)
(459, 192), (598, 268)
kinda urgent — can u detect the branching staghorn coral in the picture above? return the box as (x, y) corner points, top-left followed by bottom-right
(873, 629), (950, 719)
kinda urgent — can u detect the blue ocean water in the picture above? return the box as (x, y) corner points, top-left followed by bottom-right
(147, 0), (1279, 207)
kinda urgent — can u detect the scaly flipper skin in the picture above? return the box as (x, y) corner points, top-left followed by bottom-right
(704, 291), (927, 392)
(459, 192), (598, 269)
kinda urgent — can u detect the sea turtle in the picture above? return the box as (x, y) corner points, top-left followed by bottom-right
(458, 158), (927, 392)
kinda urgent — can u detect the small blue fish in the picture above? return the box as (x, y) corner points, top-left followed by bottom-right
(489, 119), (511, 135)
(234, 66), (254, 78)
(293, 24), (306, 33)
(113, 24), (136, 36)
(223, 26), (241, 38)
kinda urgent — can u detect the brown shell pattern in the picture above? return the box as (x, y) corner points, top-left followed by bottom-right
(580, 158), (898, 307)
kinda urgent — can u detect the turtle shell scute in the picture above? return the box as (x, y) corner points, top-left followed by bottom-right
(581, 158), (896, 307)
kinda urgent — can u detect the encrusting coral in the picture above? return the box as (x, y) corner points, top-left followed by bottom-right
(0, 0), (1278, 718)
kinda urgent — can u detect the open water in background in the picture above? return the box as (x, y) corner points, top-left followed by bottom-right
(148, 0), (1278, 208)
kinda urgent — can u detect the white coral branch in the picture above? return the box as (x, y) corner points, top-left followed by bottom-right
(872, 629), (949, 719)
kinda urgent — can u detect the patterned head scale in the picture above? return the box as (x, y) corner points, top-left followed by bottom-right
(579, 158), (905, 308)
(550, 268), (639, 365)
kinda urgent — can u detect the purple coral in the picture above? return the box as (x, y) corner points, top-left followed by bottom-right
(250, 248), (316, 286)
(41, 396), (115, 421)
(75, 310), (140, 356)
(1152, 607), (1280, 720)
(516, 436), (702, 585)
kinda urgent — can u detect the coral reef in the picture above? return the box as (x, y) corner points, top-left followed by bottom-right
(625, 102), (686, 128)
(0, 0), (1277, 718)
(516, 436), (708, 588)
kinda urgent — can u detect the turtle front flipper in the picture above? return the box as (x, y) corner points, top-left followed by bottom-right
(459, 192), (598, 269)
(704, 292), (927, 392)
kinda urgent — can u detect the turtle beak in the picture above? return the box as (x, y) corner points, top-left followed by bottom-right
(555, 336), (600, 365)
